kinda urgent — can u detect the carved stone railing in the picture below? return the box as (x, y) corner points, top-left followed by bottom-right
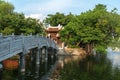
(0, 34), (58, 62)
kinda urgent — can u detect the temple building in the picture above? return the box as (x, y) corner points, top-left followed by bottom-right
(45, 24), (64, 49)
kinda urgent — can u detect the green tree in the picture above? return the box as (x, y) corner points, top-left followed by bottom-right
(60, 4), (120, 54)
(44, 12), (74, 26)
(21, 17), (43, 35)
(0, 0), (14, 32)
(0, 0), (44, 35)
(0, 0), (14, 15)
(44, 12), (65, 26)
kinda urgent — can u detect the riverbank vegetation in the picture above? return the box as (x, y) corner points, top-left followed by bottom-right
(0, 0), (44, 35)
(44, 4), (120, 54)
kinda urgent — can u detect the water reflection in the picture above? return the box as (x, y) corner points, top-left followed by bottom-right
(2, 49), (120, 80)
(59, 50), (120, 80)
(107, 48), (120, 68)
(1, 51), (57, 80)
(57, 55), (87, 71)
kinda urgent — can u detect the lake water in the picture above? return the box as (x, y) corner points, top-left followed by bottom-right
(59, 48), (120, 80)
(1, 48), (120, 80)
(1, 53), (57, 80)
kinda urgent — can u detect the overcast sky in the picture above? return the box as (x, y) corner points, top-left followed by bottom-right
(5, 0), (120, 21)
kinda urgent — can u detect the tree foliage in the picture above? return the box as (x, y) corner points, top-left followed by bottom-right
(44, 12), (74, 26)
(64, 4), (120, 52)
(0, 0), (43, 35)
(44, 4), (120, 53)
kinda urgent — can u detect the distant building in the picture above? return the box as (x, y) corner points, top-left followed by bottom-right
(44, 24), (64, 49)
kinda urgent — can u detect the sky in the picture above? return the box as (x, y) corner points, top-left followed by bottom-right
(4, 0), (120, 21)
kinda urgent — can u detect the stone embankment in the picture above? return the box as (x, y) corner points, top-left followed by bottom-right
(64, 47), (87, 56)
(58, 47), (86, 56)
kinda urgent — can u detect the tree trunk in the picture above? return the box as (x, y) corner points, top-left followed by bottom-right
(86, 43), (94, 55)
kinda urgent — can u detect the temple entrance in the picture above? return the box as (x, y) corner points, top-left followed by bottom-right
(45, 24), (64, 49)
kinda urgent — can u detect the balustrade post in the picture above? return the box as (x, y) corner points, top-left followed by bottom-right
(21, 33), (24, 37)
(0, 33), (2, 37)
(19, 53), (25, 72)
(11, 33), (14, 39)
(12, 33), (14, 36)
(30, 33), (32, 36)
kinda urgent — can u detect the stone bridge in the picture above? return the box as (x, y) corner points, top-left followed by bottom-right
(0, 33), (58, 72)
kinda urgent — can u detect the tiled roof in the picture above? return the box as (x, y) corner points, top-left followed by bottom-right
(46, 27), (60, 32)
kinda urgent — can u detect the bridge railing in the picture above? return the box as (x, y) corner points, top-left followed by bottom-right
(0, 34), (58, 62)
(0, 36), (23, 61)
